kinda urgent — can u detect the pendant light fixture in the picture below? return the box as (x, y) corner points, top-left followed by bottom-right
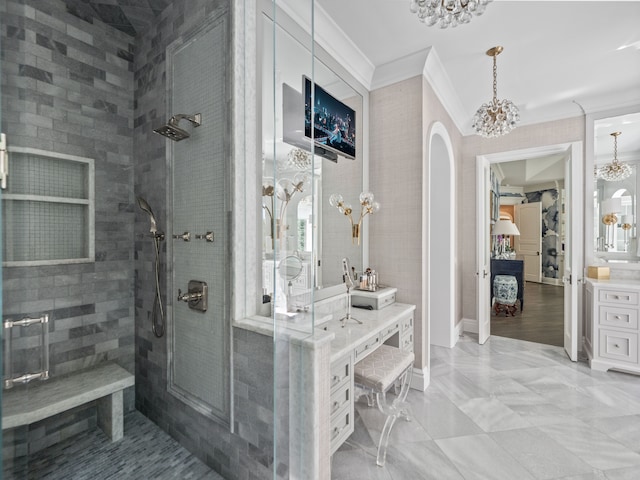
(472, 46), (520, 138)
(596, 132), (631, 182)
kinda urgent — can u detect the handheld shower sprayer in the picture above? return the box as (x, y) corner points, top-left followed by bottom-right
(153, 113), (202, 141)
(136, 196), (165, 337)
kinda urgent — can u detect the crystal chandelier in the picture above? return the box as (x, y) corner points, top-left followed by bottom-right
(472, 46), (520, 138)
(409, 0), (492, 28)
(597, 132), (631, 182)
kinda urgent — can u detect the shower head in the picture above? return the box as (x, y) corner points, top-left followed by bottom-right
(137, 196), (158, 234)
(153, 113), (202, 141)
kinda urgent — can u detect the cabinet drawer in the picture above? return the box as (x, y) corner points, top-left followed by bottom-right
(330, 381), (351, 419)
(599, 306), (639, 330)
(401, 315), (414, 335)
(330, 355), (351, 393)
(598, 329), (638, 364)
(401, 332), (414, 352)
(354, 334), (380, 360)
(381, 322), (400, 342)
(599, 289), (639, 306)
(330, 403), (353, 454)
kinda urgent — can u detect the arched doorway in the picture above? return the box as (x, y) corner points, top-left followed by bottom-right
(427, 122), (456, 348)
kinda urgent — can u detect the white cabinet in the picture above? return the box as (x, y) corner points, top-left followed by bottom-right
(328, 306), (415, 454)
(585, 279), (640, 374)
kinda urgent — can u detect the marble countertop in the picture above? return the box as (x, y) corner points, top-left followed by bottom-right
(233, 303), (416, 361)
(585, 278), (640, 288)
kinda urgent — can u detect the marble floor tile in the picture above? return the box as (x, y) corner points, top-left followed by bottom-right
(333, 335), (640, 479)
(408, 396), (483, 440)
(490, 427), (594, 479)
(456, 396), (531, 432)
(435, 433), (536, 480)
(537, 422), (640, 471)
(587, 414), (640, 453)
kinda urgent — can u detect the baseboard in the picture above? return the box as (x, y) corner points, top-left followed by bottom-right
(410, 365), (430, 391)
(541, 277), (563, 286)
(454, 320), (464, 339)
(462, 317), (478, 334)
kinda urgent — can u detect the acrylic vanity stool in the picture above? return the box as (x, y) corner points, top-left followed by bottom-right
(353, 344), (414, 466)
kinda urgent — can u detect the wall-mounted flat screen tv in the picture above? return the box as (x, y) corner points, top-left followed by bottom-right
(304, 76), (356, 160)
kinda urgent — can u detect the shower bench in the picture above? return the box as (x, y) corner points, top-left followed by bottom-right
(2, 363), (134, 442)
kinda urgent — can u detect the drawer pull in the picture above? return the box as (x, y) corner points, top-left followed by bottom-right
(331, 424), (346, 440)
(332, 375), (341, 387)
(614, 344), (620, 348)
(331, 401), (340, 414)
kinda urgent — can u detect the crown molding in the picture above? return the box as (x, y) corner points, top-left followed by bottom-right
(276, 0), (375, 90)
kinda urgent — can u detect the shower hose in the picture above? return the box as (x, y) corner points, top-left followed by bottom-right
(152, 235), (165, 337)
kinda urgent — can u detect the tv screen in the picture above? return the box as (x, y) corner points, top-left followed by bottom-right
(304, 77), (356, 160)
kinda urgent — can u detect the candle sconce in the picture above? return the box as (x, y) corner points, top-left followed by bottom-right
(329, 192), (380, 245)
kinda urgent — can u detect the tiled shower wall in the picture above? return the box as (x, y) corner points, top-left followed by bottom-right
(1, 0), (136, 465)
(134, 1), (282, 479)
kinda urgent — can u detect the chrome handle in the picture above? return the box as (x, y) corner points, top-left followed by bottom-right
(177, 289), (203, 302)
(196, 231), (214, 242)
(173, 232), (191, 241)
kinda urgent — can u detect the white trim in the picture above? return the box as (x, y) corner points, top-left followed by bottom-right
(427, 122), (457, 348)
(462, 317), (479, 334)
(409, 366), (430, 392)
(276, 0), (374, 89)
(541, 277), (563, 287)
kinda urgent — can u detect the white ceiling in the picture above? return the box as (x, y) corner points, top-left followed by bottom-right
(314, 0), (640, 145)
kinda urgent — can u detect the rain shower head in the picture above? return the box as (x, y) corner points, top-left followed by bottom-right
(137, 196), (158, 234)
(153, 113), (202, 141)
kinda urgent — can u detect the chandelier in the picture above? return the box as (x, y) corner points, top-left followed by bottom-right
(409, 0), (491, 28)
(597, 132), (631, 182)
(472, 46), (520, 138)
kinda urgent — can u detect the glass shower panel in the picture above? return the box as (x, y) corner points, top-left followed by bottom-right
(265, 1), (319, 478)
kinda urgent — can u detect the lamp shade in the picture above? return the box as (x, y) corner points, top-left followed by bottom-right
(492, 219), (520, 236)
(601, 198), (622, 214)
(622, 215), (634, 225)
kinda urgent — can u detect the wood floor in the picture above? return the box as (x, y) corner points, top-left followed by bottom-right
(491, 281), (564, 347)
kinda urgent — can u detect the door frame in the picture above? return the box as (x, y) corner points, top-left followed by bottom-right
(476, 142), (583, 357)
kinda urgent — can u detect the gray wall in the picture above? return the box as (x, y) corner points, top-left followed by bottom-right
(1, 0), (135, 471)
(133, 1), (282, 479)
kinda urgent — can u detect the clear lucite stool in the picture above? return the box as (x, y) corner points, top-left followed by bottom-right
(353, 344), (414, 467)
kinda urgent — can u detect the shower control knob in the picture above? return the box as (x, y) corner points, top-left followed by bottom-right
(173, 232), (191, 241)
(177, 289), (203, 303)
(196, 231), (214, 242)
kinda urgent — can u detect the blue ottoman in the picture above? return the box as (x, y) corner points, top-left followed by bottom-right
(493, 275), (518, 316)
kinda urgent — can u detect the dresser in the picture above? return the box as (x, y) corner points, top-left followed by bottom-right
(585, 279), (640, 374)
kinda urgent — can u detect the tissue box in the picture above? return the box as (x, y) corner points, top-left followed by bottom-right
(587, 266), (610, 280)
(351, 287), (397, 310)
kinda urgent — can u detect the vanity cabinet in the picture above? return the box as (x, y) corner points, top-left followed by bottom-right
(328, 306), (415, 454)
(585, 279), (640, 374)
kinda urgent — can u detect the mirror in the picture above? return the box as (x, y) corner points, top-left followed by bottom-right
(260, 9), (366, 310)
(593, 111), (640, 261)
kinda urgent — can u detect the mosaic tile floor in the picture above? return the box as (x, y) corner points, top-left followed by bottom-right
(332, 334), (640, 480)
(6, 411), (223, 480)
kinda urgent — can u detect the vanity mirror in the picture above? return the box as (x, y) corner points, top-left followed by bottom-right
(260, 8), (368, 313)
(592, 111), (640, 262)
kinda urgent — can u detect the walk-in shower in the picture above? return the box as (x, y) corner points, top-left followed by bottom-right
(153, 113), (202, 141)
(137, 196), (165, 337)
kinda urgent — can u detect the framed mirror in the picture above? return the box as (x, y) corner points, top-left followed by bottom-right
(259, 5), (368, 313)
(592, 110), (640, 263)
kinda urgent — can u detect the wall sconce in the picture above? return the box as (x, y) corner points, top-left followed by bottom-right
(621, 214), (634, 251)
(329, 192), (380, 245)
(601, 198), (621, 250)
(491, 219), (520, 259)
(262, 174), (307, 249)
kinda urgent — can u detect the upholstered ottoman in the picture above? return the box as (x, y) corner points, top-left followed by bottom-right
(493, 274), (518, 316)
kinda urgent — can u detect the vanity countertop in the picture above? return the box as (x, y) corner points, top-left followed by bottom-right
(585, 278), (640, 288)
(233, 302), (416, 361)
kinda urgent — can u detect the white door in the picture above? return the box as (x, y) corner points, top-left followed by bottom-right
(563, 145), (581, 361)
(515, 203), (542, 282)
(477, 157), (491, 344)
